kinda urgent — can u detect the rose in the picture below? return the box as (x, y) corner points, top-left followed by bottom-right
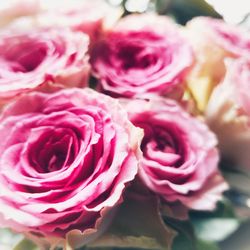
(0, 0), (40, 28)
(38, 0), (122, 43)
(125, 97), (227, 210)
(0, 28), (90, 106)
(0, 88), (142, 248)
(8, 0), (122, 45)
(206, 59), (250, 173)
(187, 17), (250, 59)
(186, 17), (250, 111)
(90, 14), (194, 99)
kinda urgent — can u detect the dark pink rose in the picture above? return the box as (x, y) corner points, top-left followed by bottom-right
(125, 97), (228, 210)
(0, 29), (90, 105)
(0, 88), (142, 248)
(91, 14), (194, 98)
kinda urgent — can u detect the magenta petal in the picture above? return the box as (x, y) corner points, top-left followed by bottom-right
(125, 97), (227, 210)
(0, 88), (142, 245)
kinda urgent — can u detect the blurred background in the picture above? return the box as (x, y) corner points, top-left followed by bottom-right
(106, 0), (250, 27)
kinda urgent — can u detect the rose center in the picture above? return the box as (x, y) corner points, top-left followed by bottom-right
(45, 149), (67, 173)
(29, 129), (76, 173)
(140, 124), (186, 167)
(118, 45), (156, 70)
(1, 39), (47, 73)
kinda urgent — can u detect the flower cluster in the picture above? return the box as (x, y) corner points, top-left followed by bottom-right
(1, 0), (249, 249)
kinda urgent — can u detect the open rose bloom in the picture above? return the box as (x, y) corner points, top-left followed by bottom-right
(91, 14), (194, 99)
(0, 88), (142, 248)
(125, 97), (227, 210)
(0, 28), (90, 107)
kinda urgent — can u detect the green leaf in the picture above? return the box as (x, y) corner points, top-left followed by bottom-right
(13, 238), (39, 250)
(192, 218), (240, 242)
(172, 235), (220, 250)
(158, 0), (221, 24)
(87, 186), (175, 250)
(172, 232), (195, 250)
(0, 228), (24, 250)
(223, 169), (250, 196)
(196, 239), (219, 250)
(164, 218), (196, 250)
(164, 217), (221, 250)
(222, 169), (250, 219)
(189, 199), (241, 242)
(155, 0), (171, 14)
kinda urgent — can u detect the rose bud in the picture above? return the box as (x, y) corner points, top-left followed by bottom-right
(90, 14), (194, 99)
(125, 97), (227, 210)
(186, 17), (250, 111)
(0, 28), (90, 106)
(206, 59), (250, 173)
(0, 88), (142, 248)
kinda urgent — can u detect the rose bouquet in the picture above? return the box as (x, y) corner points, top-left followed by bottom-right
(0, 0), (249, 250)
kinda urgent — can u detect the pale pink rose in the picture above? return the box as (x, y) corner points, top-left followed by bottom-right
(206, 59), (250, 172)
(90, 14), (194, 99)
(0, 0), (40, 27)
(186, 17), (250, 111)
(8, 0), (122, 44)
(125, 97), (227, 210)
(0, 29), (90, 105)
(0, 88), (142, 248)
(187, 17), (250, 58)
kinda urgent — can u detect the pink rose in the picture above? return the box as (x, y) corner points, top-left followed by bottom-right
(206, 59), (250, 173)
(125, 97), (227, 210)
(187, 17), (250, 58)
(91, 14), (194, 98)
(0, 29), (90, 105)
(8, 0), (122, 45)
(0, 88), (142, 248)
(185, 17), (250, 111)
